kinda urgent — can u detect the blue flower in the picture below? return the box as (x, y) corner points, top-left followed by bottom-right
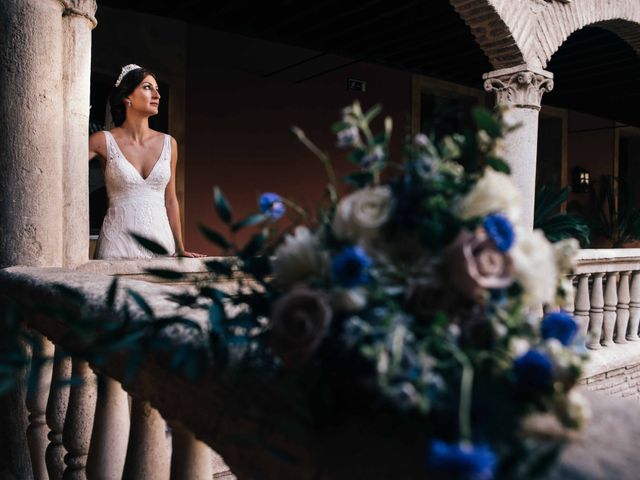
(331, 246), (371, 288)
(541, 310), (578, 346)
(425, 440), (496, 480)
(483, 214), (514, 252)
(259, 192), (286, 220)
(513, 350), (554, 393)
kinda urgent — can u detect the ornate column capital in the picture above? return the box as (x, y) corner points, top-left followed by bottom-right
(58, 0), (97, 28)
(483, 65), (554, 111)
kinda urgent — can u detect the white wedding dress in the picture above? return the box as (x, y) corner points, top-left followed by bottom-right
(95, 130), (176, 259)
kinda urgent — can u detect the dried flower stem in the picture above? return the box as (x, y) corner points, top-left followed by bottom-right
(290, 126), (338, 205)
(452, 348), (474, 443)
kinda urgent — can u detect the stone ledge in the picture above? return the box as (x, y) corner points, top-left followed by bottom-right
(575, 249), (640, 274)
(3, 267), (640, 479)
(76, 257), (233, 284)
(582, 342), (640, 379)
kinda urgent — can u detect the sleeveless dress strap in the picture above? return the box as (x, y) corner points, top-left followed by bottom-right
(103, 130), (115, 164)
(163, 134), (171, 162)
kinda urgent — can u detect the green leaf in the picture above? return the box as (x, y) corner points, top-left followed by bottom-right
(213, 186), (233, 224)
(198, 224), (231, 250)
(240, 232), (266, 258)
(205, 260), (234, 277)
(347, 149), (366, 166)
(124, 350), (144, 383)
(0, 378), (17, 396)
(343, 171), (373, 188)
(127, 290), (154, 318)
(363, 104), (382, 123)
(209, 303), (225, 334)
(144, 268), (185, 280)
(486, 156), (511, 174)
(129, 233), (168, 255)
(331, 121), (352, 134)
(170, 345), (191, 372)
(242, 256), (271, 281)
(232, 213), (267, 232)
(106, 278), (118, 310)
(472, 107), (502, 138)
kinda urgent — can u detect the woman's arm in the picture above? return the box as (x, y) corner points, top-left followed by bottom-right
(165, 136), (204, 257)
(89, 131), (105, 162)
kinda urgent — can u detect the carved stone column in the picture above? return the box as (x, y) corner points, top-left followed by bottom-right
(0, 0), (66, 268)
(483, 65), (554, 229)
(60, 0), (97, 268)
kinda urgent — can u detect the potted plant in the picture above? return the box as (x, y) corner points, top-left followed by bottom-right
(590, 175), (640, 248)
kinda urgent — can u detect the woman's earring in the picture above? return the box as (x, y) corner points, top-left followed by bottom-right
(126, 100), (132, 107)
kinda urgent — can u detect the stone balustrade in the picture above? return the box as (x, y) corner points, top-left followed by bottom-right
(1, 265), (233, 480)
(569, 250), (640, 386)
(3, 252), (640, 479)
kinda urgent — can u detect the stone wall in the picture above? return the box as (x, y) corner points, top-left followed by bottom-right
(582, 364), (640, 400)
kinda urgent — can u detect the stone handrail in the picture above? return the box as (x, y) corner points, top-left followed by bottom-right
(3, 261), (640, 479)
(571, 249), (640, 379)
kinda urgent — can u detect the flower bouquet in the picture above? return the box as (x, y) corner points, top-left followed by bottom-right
(190, 102), (587, 479)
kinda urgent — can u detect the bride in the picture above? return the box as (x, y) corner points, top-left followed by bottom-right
(85, 64), (205, 478)
(89, 64), (203, 259)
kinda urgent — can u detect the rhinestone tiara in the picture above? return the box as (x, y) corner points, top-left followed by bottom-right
(114, 64), (142, 87)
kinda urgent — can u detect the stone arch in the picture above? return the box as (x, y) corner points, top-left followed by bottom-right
(448, 0), (526, 69)
(530, 1), (640, 68)
(450, 0), (640, 71)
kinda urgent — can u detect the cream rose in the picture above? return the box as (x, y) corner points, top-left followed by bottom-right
(457, 168), (522, 222)
(272, 226), (329, 288)
(269, 287), (332, 368)
(510, 229), (558, 308)
(333, 186), (393, 242)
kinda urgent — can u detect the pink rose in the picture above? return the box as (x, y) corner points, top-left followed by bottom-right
(269, 287), (332, 368)
(446, 229), (513, 302)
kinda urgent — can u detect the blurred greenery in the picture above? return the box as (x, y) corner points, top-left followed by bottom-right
(534, 185), (590, 247)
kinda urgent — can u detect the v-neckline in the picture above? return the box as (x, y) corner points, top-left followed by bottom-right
(107, 131), (166, 182)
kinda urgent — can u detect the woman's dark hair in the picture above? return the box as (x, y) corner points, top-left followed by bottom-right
(109, 67), (157, 127)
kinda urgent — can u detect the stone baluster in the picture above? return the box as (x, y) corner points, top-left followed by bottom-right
(616, 271), (631, 344)
(574, 274), (591, 343)
(587, 272), (605, 350)
(86, 376), (130, 480)
(602, 272), (618, 347)
(169, 421), (214, 480)
(26, 333), (55, 480)
(62, 359), (97, 480)
(564, 275), (576, 315)
(627, 271), (640, 341)
(46, 350), (72, 480)
(122, 399), (171, 480)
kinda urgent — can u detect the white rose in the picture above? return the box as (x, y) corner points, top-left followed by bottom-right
(333, 186), (393, 242)
(564, 390), (592, 427)
(554, 238), (579, 273)
(272, 227), (329, 288)
(508, 337), (531, 358)
(331, 288), (367, 312)
(510, 229), (558, 308)
(457, 168), (522, 222)
(556, 277), (575, 310)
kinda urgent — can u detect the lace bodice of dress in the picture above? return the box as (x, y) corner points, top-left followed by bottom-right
(95, 131), (176, 259)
